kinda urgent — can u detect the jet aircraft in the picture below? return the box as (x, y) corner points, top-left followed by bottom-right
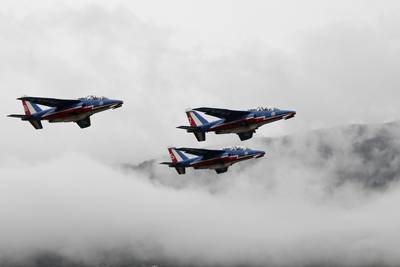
(178, 107), (296, 141)
(161, 146), (265, 174)
(8, 95), (123, 129)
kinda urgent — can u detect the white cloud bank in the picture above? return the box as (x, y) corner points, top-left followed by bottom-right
(1, 127), (400, 267)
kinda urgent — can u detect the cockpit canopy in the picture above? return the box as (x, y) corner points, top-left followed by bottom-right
(248, 107), (280, 112)
(223, 146), (248, 151)
(79, 95), (109, 101)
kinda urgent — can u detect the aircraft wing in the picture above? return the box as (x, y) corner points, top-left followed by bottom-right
(194, 107), (250, 121)
(18, 96), (81, 108)
(176, 147), (224, 159)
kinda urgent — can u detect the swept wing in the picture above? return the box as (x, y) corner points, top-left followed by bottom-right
(193, 107), (250, 122)
(175, 147), (225, 160)
(18, 97), (81, 109)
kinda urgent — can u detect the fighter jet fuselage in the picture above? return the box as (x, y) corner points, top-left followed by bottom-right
(178, 107), (296, 141)
(161, 146), (265, 174)
(8, 95), (123, 129)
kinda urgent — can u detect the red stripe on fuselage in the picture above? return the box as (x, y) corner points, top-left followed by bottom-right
(41, 106), (93, 120)
(191, 154), (253, 168)
(211, 115), (283, 131)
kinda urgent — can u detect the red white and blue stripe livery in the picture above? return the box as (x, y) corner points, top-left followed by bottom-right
(8, 95), (123, 129)
(178, 107), (296, 141)
(161, 146), (265, 174)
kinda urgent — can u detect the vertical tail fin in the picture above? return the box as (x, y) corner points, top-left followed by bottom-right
(168, 147), (189, 163)
(22, 99), (43, 129)
(185, 109), (209, 127)
(21, 100), (42, 115)
(8, 98), (43, 130)
(165, 148), (188, 175)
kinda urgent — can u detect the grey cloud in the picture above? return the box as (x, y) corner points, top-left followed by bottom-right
(128, 121), (400, 194)
(1, 122), (399, 266)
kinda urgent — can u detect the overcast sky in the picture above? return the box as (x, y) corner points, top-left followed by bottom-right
(1, 1), (400, 266)
(0, 0), (399, 162)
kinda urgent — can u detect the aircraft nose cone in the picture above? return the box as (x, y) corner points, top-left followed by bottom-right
(254, 151), (265, 158)
(111, 100), (123, 109)
(283, 110), (296, 120)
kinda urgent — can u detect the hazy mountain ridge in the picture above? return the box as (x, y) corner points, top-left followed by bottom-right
(261, 121), (400, 189)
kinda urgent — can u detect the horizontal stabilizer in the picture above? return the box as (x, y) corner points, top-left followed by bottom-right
(7, 114), (30, 120)
(160, 162), (185, 173)
(177, 125), (197, 132)
(160, 162), (174, 167)
(8, 114), (42, 129)
(177, 126), (206, 141)
(160, 162), (184, 168)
